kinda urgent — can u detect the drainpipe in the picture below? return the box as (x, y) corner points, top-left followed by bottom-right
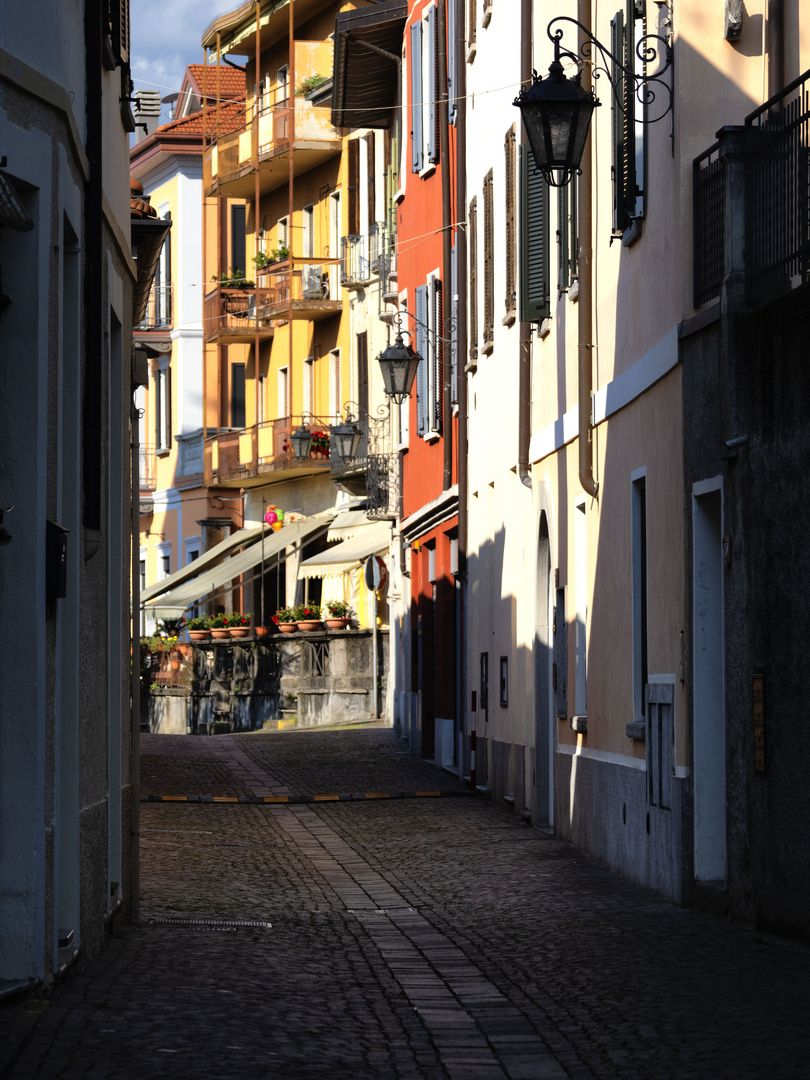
(768, 0), (784, 99)
(455, 0), (468, 568)
(438, 0), (453, 491)
(518, 0), (533, 489)
(577, 0), (598, 499)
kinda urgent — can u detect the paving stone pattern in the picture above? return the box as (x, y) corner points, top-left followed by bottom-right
(4, 724), (810, 1079)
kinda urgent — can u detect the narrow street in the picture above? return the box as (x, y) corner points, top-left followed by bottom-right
(4, 724), (810, 1080)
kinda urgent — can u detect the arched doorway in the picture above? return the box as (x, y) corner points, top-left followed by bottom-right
(535, 512), (553, 826)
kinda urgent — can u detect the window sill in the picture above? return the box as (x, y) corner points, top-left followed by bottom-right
(502, 310), (516, 328)
(419, 163), (436, 180)
(538, 318), (552, 339)
(423, 430), (441, 443)
(155, 447), (171, 458)
(482, 2), (493, 28)
(568, 279), (579, 303)
(570, 714), (588, 734)
(621, 217), (644, 248)
(626, 720), (646, 741)
(466, 43), (477, 64)
(481, 340), (494, 357)
(394, 187), (405, 205)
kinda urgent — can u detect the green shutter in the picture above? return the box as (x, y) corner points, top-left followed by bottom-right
(519, 144), (550, 322)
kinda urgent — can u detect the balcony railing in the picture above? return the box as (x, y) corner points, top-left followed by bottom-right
(693, 143), (725, 308)
(693, 68), (810, 309)
(135, 283), (172, 330)
(253, 261), (342, 320)
(139, 446), (157, 491)
(204, 414), (339, 486)
(203, 285), (277, 343)
(745, 68), (810, 296)
(366, 452), (400, 520)
(340, 235), (369, 285)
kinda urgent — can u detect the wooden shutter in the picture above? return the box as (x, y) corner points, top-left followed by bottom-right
(469, 196), (478, 359)
(450, 243), (457, 404)
(611, 7), (637, 234)
(468, 0), (477, 50)
(230, 205), (246, 276)
(231, 364), (246, 430)
(448, 0), (456, 123)
(348, 139), (360, 235)
(518, 145), (550, 322)
(367, 132), (376, 226)
(410, 22), (423, 172)
(426, 7), (439, 164)
(112, 0), (130, 64)
(431, 277), (443, 433)
(415, 284), (428, 435)
(483, 169), (494, 346)
(165, 366), (172, 448)
(504, 125), (516, 315)
(357, 331), (369, 417)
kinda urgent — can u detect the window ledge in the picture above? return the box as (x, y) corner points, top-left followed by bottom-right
(394, 188), (405, 205)
(419, 163), (436, 180)
(502, 310), (516, 327)
(568, 279), (579, 302)
(466, 43), (477, 64)
(423, 430), (441, 443)
(570, 714), (588, 734)
(538, 317), (552, 339)
(626, 720), (646, 741)
(155, 447), (171, 458)
(621, 217), (643, 248)
(482, 2), (493, 28)
(481, 340), (494, 357)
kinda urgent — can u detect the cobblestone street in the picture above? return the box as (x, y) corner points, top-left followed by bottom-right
(4, 723), (810, 1079)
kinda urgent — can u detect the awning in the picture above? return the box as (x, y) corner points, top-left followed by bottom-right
(145, 518), (330, 616)
(327, 510), (375, 541)
(331, 2), (407, 129)
(299, 521), (391, 579)
(140, 526), (263, 605)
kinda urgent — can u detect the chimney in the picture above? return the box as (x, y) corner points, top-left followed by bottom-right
(133, 90), (162, 142)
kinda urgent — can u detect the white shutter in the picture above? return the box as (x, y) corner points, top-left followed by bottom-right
(415, 284), (428, 435)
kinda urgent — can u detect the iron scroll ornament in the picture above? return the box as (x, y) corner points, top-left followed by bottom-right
(514, 16), (674, 187)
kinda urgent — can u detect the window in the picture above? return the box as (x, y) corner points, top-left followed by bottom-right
(425, 6), (439, 165)
(467, 0), (477, 56)
(110, 0), (130, 65)
(519, 144), (550, 322)
(302, 204), (314, 257)
(258, 373), (266, 425)
(155, 206), (171, 326)
(277, 66), (288, 102)
(450, 242), (458, 406)
(482, 169), (494, 350)
(154, 363), (171, 452)
(277, 216), (288, 249)
(429, 274), (443, 433)
(554, 586), (567, 719)
(557, 172), (578, 293)
(504, 125), (516, 319)
(631, 471), (648, 723)
(410, 21), (423, 172)
(230, 205), (246, 277)
(357, 332), (369, 417)
(397, 294), (410, 446)
(468, 196), (478, 361)
(329, 350), (341, 416)
(231, 363), (246, 429)
(611, 1), (645, 237)
(278, 366), (289, 419)
(156, 542), (171, 581)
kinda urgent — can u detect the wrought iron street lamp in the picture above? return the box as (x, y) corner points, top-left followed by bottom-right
(514, 16), (672, 187)
(331, 412), (363, 464)
(289, 424), (313, 461)
(376, 332), (421, 406)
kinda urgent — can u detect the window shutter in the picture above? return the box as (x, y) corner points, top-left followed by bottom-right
(154, 367), (161, 447)
(367, 132), (376, 226)
(450, 243), (457, 405)
(357, 331), (369, 417)
(431, 277), (443, 433)
(557, 181), (569, 292)
(230, 205), (246, 276)
(231, 364), (246, 429)
(469, 196), (478, 358)
(426, 7), (439, 164)
(415, 284), (428, 435)
(467, 0), (477, 50)
(410, 22), (423, 172)
(448, 0), (456, 123)
(111, 0), (130, 64)
(504, 125), (516, 315)
(483, 169), (494, 346)
(611, 8), (637, 234)
(518, 144), (550, 322)
(165, 366), (172, 448)
(348, 140), (360, 235)
(555, 588), (568, 719)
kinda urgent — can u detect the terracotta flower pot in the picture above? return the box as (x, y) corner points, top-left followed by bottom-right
(324, 617), (349, 630)
(228, 626), (251, 639)
(254, 626), (270, 638)
(296, 619), (322, 632)
(188, 630), (209, 643)
(210, 628), (230, 640)
(170, 660), (180, 671)
(277, 622), (297, 634)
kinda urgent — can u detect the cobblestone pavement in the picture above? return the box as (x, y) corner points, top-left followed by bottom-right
(4, 723), (810, 1079)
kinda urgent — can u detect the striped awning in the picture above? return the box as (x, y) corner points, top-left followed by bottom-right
(140, 526), (263, 605)
(298, 521), (391, 579)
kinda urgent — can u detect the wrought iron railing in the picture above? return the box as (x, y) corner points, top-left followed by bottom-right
(135, 283), (173, 330)
(693, 142), (725, 308)
(204, 414), (338, 486)
(139, 446), (157, 491)
(745, 68), (810, 296)
(366, 452), (400, 520)
(340, 234), (369, 285)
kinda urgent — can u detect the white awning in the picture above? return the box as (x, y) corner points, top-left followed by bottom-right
(326, 510), (375, 541)
(140, 526), (263, 605)
(145, 518), (331, 616)
(298, 521), (391, 579)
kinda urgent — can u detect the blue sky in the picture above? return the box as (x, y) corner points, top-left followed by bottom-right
(131, 0), (232, 121)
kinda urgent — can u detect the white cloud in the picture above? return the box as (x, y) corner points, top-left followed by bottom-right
(130, 0), (233, 116)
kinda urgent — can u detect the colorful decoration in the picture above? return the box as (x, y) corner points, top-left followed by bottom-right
(264, 504), (285, 527)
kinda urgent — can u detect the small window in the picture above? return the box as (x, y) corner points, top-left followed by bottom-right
(230, 205), (246, 277)
(231, 363), (246, 429)
(329, 350), (341, 417)
(154, 363), (172, 452)
(504, 125), (516, 318)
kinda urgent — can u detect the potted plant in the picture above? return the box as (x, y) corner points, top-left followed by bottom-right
(186, 616), (210, 643)
(295, 74), (328, 98)
(209, 612), (231, 640)
(227, 611), (252, 638)
(294, 602), (322, 632)
(275, 606), (298, 633)
(309, 430), (330, 459)
(323, 599), (350, 629)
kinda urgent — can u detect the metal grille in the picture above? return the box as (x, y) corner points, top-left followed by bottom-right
(135, 283), (172, 329)
(367, 452), (399, 520)
(340, 234), (368, 285)
(693, 142), (725, 308)
(746, 71), (810, 298)
(309, 641), (329, 677)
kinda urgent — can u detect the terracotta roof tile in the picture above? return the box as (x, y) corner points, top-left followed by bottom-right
(186, 63), (245, 102)
(156, 101), (244, 137)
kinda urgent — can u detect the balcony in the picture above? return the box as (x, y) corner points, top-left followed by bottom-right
(204, 414), (338, 488)
(135, 283), (172, 331)
(340, 234), (370, 286)
(203, 43), (341, 199)
(203, 284), (277, 344)
(693, 68), (810, 309)
(366, 452), (400, 520)
(254, 260), (342, 321)
(329, 409), (399, 514)
(139, 446), (157, 491)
